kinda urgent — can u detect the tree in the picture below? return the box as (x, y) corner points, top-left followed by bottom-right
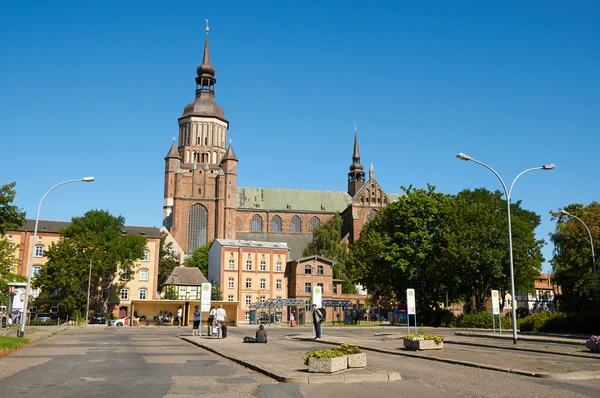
(0, 182), (26, 234)
(211, 283), (223, 301)
(33, 210), (147, 317)
(184, 243), (210, 278)
(303, 215), (355, 293)
(0, 238), (25, 295)
(157, 231), (179, 291)
(550, 202), (600, 311)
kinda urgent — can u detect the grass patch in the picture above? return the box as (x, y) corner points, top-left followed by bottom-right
(0, 336), (30, 352)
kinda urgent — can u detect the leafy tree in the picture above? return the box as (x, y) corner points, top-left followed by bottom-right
(211, 283), (223, 301)
(0, 182), (26, 234)
(34, 210), (147, 317)
(303, 215), (355, 293)
(184, 243), (210, 278)
(0, 238), (25, 295)
(157, 231), (180, 290)
(550, 202), (600, 311)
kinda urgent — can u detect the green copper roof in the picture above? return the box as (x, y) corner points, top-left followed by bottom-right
(236, 188), (352, 212)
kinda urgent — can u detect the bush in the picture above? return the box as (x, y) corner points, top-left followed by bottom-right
(519, 311), (600, 334)
(417, 307), (455, 327)
(302, 349), (346, 366)
(454, 311), (513, 329)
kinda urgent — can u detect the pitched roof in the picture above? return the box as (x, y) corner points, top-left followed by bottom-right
(213, 239), (290, 250)
(222, 145), (238, 161)
(164, 142), (181, 160)
(290, 255), (336, 266)
(165, 266), (208, 286)
(16, 220), (160, 239)
(237, 187), (351, 212)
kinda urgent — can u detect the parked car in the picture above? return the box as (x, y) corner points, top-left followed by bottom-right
(36, 313), (52, 323)
(89, 313), (107, 325)
(109, 316), (129, 326)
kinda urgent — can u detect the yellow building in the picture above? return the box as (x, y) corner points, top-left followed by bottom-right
(208, 239), (290, 323)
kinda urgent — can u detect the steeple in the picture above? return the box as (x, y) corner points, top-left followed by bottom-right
(196, 19), (216, 94)
(347, 124), (366, 197)
(222, 143), (238, 162)
(369, 161), (375, 180)
(165, 141), (181, 160)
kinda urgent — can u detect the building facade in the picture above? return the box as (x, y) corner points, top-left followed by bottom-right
(208, 239), (290, 322)
(3, 220), (160, 317)
(163, 31), (400, 259)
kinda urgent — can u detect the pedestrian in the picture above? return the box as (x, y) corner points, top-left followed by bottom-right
(290, 312), (295, 327)
(192, 305), (201, 336)
(216, 304), (227, 338)
(255, 324), (268, 343)
(208, 306), (217, 336)
(176, 306), (182, 327)
(312, 304), (323, 340)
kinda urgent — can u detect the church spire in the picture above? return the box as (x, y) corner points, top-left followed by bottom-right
(347, 123), (366, 197)
(196, 19), (216, 93)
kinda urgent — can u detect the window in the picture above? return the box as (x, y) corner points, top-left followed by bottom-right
(251, 214), (263, 232)
(291, 216), (302, 232)
(305, 283), (311, 293)
(120, 288), (129, 300)
(245, 312), (250, 320)
(333, 284), (338, 294)
(190, 286), (197, 297)
(228, 260), (235, 270)
(246, 278), (252, 288)
(230, 252), (234, 258)
(228, 295), (234, 302)
(101, 288), (107, 300)
(139, 289), (147, 300)
(179, 286), (186, 297)
(276, 280), (282, 290)
(9, 243), (14, 248)
(33, 266), (42, 276)
(187, 203), (208, 253)
(318, 283), (324, 294)
(139, 269), (149, 281)
(260, 279), (266, 289)
(7, 235), (12, 241)
(34, 245), (44, 257)
(50, 306), (59, 314)
(142, 250), (150, 261)
(228, 278), (234, 288)
(120, 269), (131, 281)
(260, 261), (266, 271)
(304, 265), (312, 274)
(277, 254), (281, 260)
(310, 216), (320, 232)
(245, 296), (252, 306)
(260, 296), (266, 303)
(276, 262), (282, 272)
(246, 261), (252, 271)
(317, 265), (324, 275)
(271, 215), (282, 232)
(261, 254), (265, 259)
(248, 253), (252, 259)
(38, 236), (43, 241)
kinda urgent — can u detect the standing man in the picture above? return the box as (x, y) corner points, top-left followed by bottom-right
(192, 305), (201, 336)
(215, 304), (227, 338)
(176, 306), (183, 327)
(312, 304), (323, 340)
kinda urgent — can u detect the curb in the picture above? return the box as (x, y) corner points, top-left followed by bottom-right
(295, 337), (600, 381)
(454, 332), (585, 346)
(444, 340), (595, 359)
(180, 336), (401, 384)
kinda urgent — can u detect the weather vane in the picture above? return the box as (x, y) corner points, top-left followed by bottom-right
(205, 19), (209, 34)
(229, 139), (233, 145)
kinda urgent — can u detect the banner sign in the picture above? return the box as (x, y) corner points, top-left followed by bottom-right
(200, 283), (211, 312)
(312, 285), (323, 308)
(407, 288), (416, 315)
(491, 290), (500, 315)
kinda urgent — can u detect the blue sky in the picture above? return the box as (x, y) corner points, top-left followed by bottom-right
(2, 1), (599, 272)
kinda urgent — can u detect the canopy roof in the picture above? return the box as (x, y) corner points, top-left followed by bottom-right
(322, 300), (355, 307)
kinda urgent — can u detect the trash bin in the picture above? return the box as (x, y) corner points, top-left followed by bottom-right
(249, 310), (257, 324)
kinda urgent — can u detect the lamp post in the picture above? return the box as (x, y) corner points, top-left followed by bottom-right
(18, 177), (95, 338)
(456, 153), (554, 344)
(85, 255), (94, 326)
(558, 208), (598, 299)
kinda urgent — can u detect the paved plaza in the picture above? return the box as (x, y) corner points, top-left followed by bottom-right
(1, 325), (600, 397)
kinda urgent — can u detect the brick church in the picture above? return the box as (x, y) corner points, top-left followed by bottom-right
(163, 31), (400, 259)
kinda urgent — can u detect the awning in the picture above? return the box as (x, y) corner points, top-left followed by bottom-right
(322, 300), (355, 307)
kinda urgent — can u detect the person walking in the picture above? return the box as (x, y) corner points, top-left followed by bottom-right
(216, 304), (227, 338)
(208, 306), (217, 336)
(312, 304), (323, 340)
(192, 305), (201, 336)
(176, 306), (182, 327)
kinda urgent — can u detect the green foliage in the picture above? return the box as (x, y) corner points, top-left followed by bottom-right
(164, 286), (178, 300)
(33, 210), (147, 318)
(0, 182), (26, 234)
(452, 311), (513, 329)
(335, 343), (361, 354)
(211, 283), (223, 301)
(550, 202), (600, 311)
(0, 238), (24, 295)
(302, 348), (347, 366)
(157, 231), (180, 290)
(406, 334), (445, 344)
(519, 311), (600, 334)
(303, 215), (355, 294)
(417, 307), (455, 327)
(184, 243), (210, 278)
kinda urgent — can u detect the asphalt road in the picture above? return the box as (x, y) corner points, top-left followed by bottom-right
(1, 326), (599, 398)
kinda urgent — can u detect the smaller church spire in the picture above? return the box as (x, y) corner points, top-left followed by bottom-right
(165, 142), (181, 160)
(369, 161), (375, 180)
(222, 143), (238, 162)
(196, 19), (216, 92)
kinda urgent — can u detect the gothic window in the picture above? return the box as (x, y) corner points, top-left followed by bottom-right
(271, 215), (282, 232)
(187, 204), (208, 253)
(291, 216), (302, 232)
(309, 216), (320, 232)
(251, 214), (263, 232)
(367, 210), (377, 223)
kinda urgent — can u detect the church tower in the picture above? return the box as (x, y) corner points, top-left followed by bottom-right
(347, 127), (366, 197)
(163, 23), (235, 255)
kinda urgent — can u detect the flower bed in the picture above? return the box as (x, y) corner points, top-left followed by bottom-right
(403, 334), (444, 350)
(586, 336), (600, 353)
(303, 344), (366, 373)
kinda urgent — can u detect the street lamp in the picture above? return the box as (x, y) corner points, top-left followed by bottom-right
(85, 255), (94, 326)
(18, 177), (95, 337)
(558, 208), (598, 299)
(456, 153), (554, 344)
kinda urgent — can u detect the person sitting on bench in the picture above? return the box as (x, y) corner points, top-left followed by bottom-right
(255, 324), (268, 343)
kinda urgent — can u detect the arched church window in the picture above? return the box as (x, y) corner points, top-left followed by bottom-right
(251, 214), (263, 232)
(187, 204), (208, 253)
(366, 210), (377, 223)
(291, 216), (302, 233)
(271, 215), (282, 232)
(309, 216), (320, 232)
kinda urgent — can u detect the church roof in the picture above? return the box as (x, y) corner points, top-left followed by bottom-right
(222, 145), (238, 161)
(165, 142), (181, 160)
(236, 188), (352, 212)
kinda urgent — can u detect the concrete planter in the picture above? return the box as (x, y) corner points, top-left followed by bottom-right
(308, 356), (348, 373)
(403, 338), (443, 350)
(347, 353), (367, 368)
(586, 340), (600, 353)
